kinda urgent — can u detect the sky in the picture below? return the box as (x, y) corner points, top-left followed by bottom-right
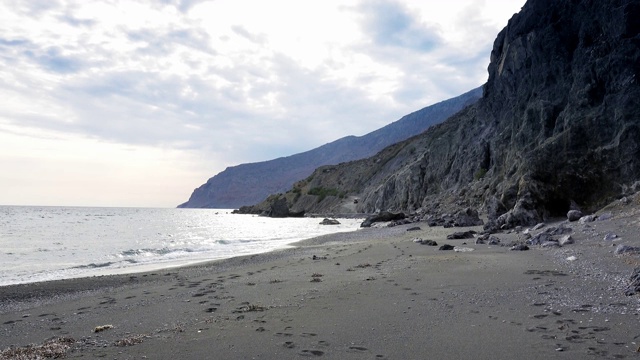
(0, 0), (526, 208)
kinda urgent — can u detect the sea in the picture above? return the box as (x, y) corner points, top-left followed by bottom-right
(0, 206), (363, 287)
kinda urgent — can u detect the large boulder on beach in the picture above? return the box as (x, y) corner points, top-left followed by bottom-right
(320, 218), (340, 225)
(446, 231), (476, 240)
(360, 211), (406, 228)
(452, 208), (484, 227)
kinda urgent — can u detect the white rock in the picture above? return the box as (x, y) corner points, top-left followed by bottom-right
(453, 247), (474, 252)
(559, 234), (574, 246)
(579, 215), (597, 224)
(566, 256), (578, 261)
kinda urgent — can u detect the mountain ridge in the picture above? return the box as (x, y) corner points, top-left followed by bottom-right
(178, 87), (482, 208)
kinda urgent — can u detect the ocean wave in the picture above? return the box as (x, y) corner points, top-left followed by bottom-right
(216, 239), (253, 245)
(119, 247), (197, 257)
(72, 262), (115, 269)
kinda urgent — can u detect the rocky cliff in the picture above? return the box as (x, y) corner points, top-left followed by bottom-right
(178, 87), (481, 208)
(248, 0), (640, 228)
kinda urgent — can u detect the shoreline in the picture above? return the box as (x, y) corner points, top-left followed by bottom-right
(2, 205), (639, 359)
(0, 214), (365, 289)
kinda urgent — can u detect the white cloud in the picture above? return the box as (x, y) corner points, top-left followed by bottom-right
(0, 0), (525, 207)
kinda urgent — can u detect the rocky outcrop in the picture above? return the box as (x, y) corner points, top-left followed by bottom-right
(264, 0), (640, 228)
(320, 218), (340, 225)
(178, 87), (482, 209)
(360, 211), (406, 228)
(232, 195), (304, 218)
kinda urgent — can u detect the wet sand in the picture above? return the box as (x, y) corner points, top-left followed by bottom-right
(1, 198), (640, 359)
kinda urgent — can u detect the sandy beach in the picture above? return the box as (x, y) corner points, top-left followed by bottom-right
(2, 199), (640, 359)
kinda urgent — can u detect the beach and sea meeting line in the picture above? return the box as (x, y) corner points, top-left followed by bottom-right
(0, 206), (362, 286)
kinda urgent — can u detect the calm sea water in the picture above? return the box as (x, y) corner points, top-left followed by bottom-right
(0, 206), (362, 286)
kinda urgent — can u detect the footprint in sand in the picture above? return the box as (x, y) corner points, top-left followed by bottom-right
(298, 349), (324, 356)
(348, 346), (368, 353)
(275, 332), (294, 337)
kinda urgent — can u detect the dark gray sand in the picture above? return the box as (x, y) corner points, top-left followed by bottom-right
(2, 196), (640, 359)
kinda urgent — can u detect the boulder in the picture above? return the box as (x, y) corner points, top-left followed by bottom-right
(487, 236), (501, 245)
(360, 211), (406, 228)
(419, 239), (438, 246)
(532, 223), (546, 231)
(439, 244), (455, 251)
(579, 215), (597, 224)
(446, 231), (476, 240)
(603, 233), (618, 241)
(320, 218), (340, 225)
(559, 235), (574, 246)
(527, 232), (552, 245)
(510, 244), (530, 251)
(453, 208), (484, 227)
(596, 212), (614, 221)
(567, 210), (583, 222)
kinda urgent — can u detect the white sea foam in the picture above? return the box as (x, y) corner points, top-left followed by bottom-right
(0, 206), (361, 286)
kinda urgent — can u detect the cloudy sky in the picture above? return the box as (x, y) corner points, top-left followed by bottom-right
(0, 0), (525, 208)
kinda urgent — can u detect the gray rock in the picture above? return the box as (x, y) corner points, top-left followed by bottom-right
(624, 267), (640, 296)
(579, 215), (597, 224)
(446, 231), (476, 240)
(453, 207), (484, 227)
(567, 210), (583, 222)
(361, 211), (406, 228)
(439, 244), (455, 251)
(597, 212), (613, 222)
(532, 223), (546, 231)
(559, 235), (574, 246)
(487, 236), (501, 245)
(510, 244), (530, 251)
(477, 233), (490, 241)
(320, 218), (340, 225)
(406, 226), (421, 231)
(615, 245), (640, 255)
(603, 233), (618, 241)
(496, 205), (540, 230)
(527, 232), (552, 245)
(475, 238), (485, 245)
(420, 239), (438, 246)
(546, 225), (573, 236)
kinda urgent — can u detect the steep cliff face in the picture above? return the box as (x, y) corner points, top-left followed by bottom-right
(178, 87), (481, 208)
(268, 0), (640, 227)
